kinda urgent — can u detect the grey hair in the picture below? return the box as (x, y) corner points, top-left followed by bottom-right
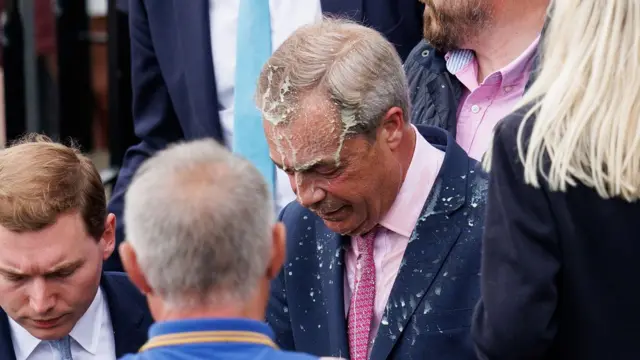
(124, 139), (274, 308)
(256, 16), (410, 138)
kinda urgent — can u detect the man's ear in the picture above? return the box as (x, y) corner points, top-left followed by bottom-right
(119, 242), (153, 296)
(380, 106), (406, 151)
(266, 222), (286, 280)
(100, 214), (116, 260)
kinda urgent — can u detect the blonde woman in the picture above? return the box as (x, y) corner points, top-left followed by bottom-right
(471, 1), (640, 359)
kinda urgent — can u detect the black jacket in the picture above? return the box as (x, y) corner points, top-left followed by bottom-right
(472, 109), (640, 359)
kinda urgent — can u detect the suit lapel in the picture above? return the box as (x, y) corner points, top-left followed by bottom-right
(320, 0), (364, 21)
(316, 222), (350, 358)
(0, 311), (17, 360)
(172, 0), (223, 142)
(370, 129), (471, 360)
(101, 274), (149, 357)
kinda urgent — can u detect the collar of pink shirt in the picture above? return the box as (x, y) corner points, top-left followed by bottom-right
(378, 125), (445, 236)
(445, 36), (540, 91)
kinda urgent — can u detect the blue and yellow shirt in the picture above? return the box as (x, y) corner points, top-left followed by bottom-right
(118, 318), (323, 360)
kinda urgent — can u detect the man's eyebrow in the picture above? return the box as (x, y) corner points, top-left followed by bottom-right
(270, 158), (335, 172)
(47, 260), (83, 274)
(271, 157), (286, 170)
(0, 267), (22, 276)
(0, 259), (84, 278)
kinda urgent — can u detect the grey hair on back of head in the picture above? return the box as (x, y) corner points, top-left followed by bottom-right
(124, 139), (274, 308)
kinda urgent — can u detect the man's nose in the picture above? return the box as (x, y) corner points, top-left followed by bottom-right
(28, 278), (56, 314)
(289, 173), (326, 207)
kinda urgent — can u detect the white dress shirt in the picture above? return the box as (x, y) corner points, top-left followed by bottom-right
(209, 0), (322, 211)
(9, 288), (116, 360)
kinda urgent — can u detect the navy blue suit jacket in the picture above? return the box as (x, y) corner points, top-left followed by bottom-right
(0, 272), (153, 360)
(267, 126), (488, 359)
(105, 0), (424, 272)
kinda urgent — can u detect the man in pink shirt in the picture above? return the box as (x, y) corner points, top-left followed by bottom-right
(406, 0), (550, 160)
(260, 19), (487, 360)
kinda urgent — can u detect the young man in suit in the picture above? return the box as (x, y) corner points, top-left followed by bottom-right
(257, 19), (487, 360)
(0, 135), (153, 360)
(117, 139), (342, 360)
(105, 0), (425, 272)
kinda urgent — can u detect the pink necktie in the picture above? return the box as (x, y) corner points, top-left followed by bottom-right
(348, 226), (380, 360)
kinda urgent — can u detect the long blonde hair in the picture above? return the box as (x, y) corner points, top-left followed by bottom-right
(485, 0), (640, 202)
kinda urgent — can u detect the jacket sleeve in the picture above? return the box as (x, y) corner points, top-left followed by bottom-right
(105, 0), (184, 271)
(266, 204), (296, 350)
(471, 117), (561, 359)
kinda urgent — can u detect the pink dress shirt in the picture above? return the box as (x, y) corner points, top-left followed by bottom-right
(448, 37), (540, 160)
(344, 126), (445, 352)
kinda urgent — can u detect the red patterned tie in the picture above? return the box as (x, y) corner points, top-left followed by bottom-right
(348, 226), (380, 360)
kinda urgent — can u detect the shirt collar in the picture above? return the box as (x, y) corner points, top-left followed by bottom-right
(445, 35), (540, 88)
(499, 35), (540, 86)
(379, 125), (444, 237)
(69, 287), (105, 354)
(8, 318), (39, 360)
(444, 49), (475, 75)
(142, 318), (277, 354)
(8, 287), (106, 360)
(149, 318), (275, 339)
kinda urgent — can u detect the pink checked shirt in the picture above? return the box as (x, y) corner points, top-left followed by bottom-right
(344, 125), (445, 351)
(448, 37), (540, 160)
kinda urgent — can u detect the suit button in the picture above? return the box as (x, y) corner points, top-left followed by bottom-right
(421, 50), (430, 57)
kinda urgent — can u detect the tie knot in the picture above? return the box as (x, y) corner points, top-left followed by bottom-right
(48, 335), (73, 360)
(355, 225), (380, 254)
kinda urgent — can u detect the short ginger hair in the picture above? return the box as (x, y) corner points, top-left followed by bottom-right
(0, 134), (107, 239)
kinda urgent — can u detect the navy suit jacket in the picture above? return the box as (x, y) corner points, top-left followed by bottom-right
(267, 126), (488, 359)
(0, 272), (153, 360)
(105, 0), (424, 272)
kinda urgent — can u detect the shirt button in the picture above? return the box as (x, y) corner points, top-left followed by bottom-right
(504, 86), (513, 93)
(471, 105), (481, 113)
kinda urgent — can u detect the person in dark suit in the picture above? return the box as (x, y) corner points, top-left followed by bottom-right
(0, 135), (152, 360)
(105, 0), (425, 272)
(116, 139), (343, 360)
(256, 19), (487, 360)
(0, 273), (152, 360)
(471, 1), (640, 359)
